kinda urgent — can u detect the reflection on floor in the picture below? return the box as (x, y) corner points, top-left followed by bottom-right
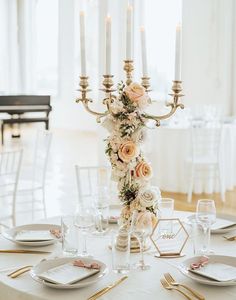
(1, 125), (236, 225)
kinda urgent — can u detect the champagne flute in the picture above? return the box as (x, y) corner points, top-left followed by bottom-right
(131, 210), (153, 270)
(196, 199), (216, 254)
(74, 205), (94, 257)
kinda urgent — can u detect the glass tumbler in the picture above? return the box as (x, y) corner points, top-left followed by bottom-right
(61, 215), (78, 256)
(111, 228), (130, 274)
(158, 198), (174, 235)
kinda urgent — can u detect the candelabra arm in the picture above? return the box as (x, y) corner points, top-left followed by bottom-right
(143, 80), (184, 126)
(76, 76), (108, 123)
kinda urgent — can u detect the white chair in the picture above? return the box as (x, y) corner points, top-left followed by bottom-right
(75, 165), (114, 203)
(17, 130), (52, 220)
(0, 149), (23, 226)
(187, 122), (225, 203)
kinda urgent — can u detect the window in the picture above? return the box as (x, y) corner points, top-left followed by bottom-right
(35, 0), (58, 95)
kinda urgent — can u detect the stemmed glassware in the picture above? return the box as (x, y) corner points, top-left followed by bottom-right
(93, 186), (110, 235)
(74, 205), (95, 257)
(196, 199), (216, 254)
(131, 210), (153, 270)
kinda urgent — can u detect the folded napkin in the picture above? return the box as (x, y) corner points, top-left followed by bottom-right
(211, 219), (236, 230)
(189, 257), (236, 282)
(38, 260), (100, 285)
(15, 230), (55, 242)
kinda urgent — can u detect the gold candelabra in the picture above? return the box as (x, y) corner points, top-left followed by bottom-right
(76, 60), (184, 126)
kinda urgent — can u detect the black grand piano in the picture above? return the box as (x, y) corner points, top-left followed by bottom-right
(0, 95), (52, 145)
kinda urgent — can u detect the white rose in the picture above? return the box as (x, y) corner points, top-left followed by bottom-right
(132, 129), (147, 144)
(110, 100), (124, 114)
(138, 186), (161, 208)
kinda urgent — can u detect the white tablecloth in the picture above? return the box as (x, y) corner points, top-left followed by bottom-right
(148, 123), (236, 193)
(0, 212), (236, 300)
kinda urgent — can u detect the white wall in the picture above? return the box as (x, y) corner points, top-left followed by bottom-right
(182, 0), (234, 115)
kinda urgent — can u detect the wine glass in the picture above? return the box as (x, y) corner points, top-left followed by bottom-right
(74, 205), (95, 257)
(131, 210), (153, 270)
(196, 199), (216, 254)
(93, 186), (110, 235)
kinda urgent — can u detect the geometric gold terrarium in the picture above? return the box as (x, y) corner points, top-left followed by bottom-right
(150, 218), (189, 258)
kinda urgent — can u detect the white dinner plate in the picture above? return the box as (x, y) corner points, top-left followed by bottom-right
(185, 214), (236, 234)
(179, 255), (236, 286)
(2, 224), (61, 247)
(30, 256), (108, 289)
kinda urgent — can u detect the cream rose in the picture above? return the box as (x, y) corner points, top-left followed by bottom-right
(138, 186), (161, 208)
(135, 161), (152, 179)
(124, 83), (149, 108)
(118, 141), (139, 163)
(134, 211), (153, 230)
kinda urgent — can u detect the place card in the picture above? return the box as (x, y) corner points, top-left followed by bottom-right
(38, 263), (99, 285)
(211, 219), (236, 230)
(190, 263), (236, 282)
(15, 230), (55, 242)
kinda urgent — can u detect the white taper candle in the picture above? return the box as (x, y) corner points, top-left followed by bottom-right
(80, 11), (86, 76)
(126, 5), (133, 60)
(140, 26), (148, 76)
(105, 15), (111, 75)
(174, 23), (182, 81)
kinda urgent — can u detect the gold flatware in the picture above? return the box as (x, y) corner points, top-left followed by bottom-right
(0, 250), (51, 254)
(164, 273), (205, 300)
(8, 265), (33, 278)
(87, 276), (128, 300)
(160, 278), (193, 300)
(223, 235), (236, 241)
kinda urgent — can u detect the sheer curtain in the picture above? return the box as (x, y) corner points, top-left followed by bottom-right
(0, 0), (182, 128)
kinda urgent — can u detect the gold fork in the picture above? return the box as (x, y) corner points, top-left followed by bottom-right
(7, 265), (33, 278)
(164, 273), (205, 300)
(160, 278), (193, 300)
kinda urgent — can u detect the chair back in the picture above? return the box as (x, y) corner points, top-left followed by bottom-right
(32, 130), (52, 186)
(0, 149), (23, 193)
(190, 122), (222, 162)
(75, 165), (113, 202)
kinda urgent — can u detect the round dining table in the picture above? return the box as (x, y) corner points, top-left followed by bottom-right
(0, 211), (236, 300)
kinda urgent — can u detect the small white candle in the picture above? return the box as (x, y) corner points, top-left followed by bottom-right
(80, 11), (86, 76)
(126, 5), (133, 60)
(105, 15), (111, 75)
(140, 26), (148, 76)
(174, 23), (182, 81)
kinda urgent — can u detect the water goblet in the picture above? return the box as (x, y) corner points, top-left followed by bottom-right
(131, 210), (153, 270)
(196, 199), (216, 254)
(93, 186), (110, 235)
(74, 205), (95, 257)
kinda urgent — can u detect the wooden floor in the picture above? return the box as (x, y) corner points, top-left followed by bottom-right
(163, 189), (236, 215)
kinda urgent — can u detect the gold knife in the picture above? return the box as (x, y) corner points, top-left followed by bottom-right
(87, 276), (128, 300)
(0, 250), (51, 254)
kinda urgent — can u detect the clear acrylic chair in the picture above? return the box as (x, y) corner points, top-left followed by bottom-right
(75, 165), (113, 204)
(186, 122), (225, 203)
(17, 130), (52, 220)
(0, 149), (23, 227)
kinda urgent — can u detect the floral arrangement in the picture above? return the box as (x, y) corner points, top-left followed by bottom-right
(103, 82), (161, 227)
